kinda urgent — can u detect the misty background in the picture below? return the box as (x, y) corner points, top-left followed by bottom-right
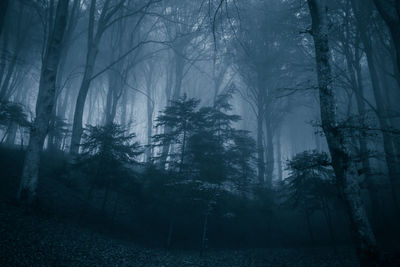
(0, 0), (399, 266)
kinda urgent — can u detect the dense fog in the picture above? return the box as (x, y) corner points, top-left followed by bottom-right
(1, 0), (400, 266)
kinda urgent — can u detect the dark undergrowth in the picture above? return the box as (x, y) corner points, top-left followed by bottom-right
(0, 145), (399, 266)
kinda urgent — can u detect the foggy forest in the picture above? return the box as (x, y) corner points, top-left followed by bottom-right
(0, 0), (400, 266)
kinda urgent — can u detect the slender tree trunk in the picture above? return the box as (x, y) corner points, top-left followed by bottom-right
(307, 0), (379, 264)
(321, 198), (336, 250)
(70, 47), (98, 155)
(200, 213), (208, 256)
(179, 125), (187, 173)
(54, 91), (69, 150)
(104, 70), (123, 125)
(111, 193), (119, 230)
(17, 0), (69, 204)
(265, 117), (274, 188)
(160, 52), (184, 166)
(305, 208), (315, 246)
(276, 128), (283, 183)
(146, 95), (153, 162)
(49, 0), (79, 151)
(0, 3), (25, 101)
(353, 5), (400, 212)
(0, 26), (9, 86)
(101, 180), (111, 212)
(372, 0), (400, 78)
(0, 52), (19, 100)
(5, 123), (17, 145)
(342, 28), (381, 223)
(120, 89), (128, 126)
(70, 0), (102, 155)
(256, 113), (265, 185)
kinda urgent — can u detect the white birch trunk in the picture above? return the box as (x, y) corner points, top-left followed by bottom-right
(307, 0), (379, 264)
(18, 0), (69, 204)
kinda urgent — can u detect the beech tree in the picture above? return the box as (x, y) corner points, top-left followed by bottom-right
(69, 0), (159, 155)
(18, 0), (69, 204)
(306, 0), (380, 264)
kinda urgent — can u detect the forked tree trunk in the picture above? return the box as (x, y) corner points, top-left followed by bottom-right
(17, 0), (69, 204)
(70, 0), (103, 155)
(307, 0), (379, 264)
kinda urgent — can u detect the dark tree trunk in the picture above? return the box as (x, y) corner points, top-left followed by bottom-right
(200, 213), (208, 256)
(256, 113), (265, 185)
(321, 198), (336, 250)
(265, 117), (274, 188)
(305, 208), (315, 246)
(307, 0), (380, 264)
(70, 46), (98, 155)
(352, 1), (400, 213)
(5, 123), (17, 145)
(341, 23), (381, 223)
(372, 0), (400, 79)
(160, 51), (185, 167)
(276, 130), (283, 183)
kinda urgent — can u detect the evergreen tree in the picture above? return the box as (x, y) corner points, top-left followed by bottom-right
(152, 94), (200, 172)
(77, 123), (142, 210)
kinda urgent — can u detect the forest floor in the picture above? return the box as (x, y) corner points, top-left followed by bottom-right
(0, 202), (359, 267)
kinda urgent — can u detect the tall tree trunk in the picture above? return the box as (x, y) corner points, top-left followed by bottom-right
(354, 59), (382, 225)
(256, 112), (265, 185)
(307, 0), (379, 264)
(0, 25), (9, 86)
(70, 47), (98, 155)
(372, 0), (400, 79)
(200, 213), (208, 256)
(146, 103), (153, 162)
(321, 198), (336, 250)
(352, 0), (400, 212)
(160, 51), (184, 166)
(305, 208), (315, 246)
(5, 123), (17, 145)
(265, 117), (274, 188)
(17, 0), (69, 204)
(104, 70), (123, 126)
(341, 25), (381, 222)
(276, 128), (283, 183)
(0, 3), (25, 102)
(48, 0), (80, 151)
(146, 89), (154, 162)
(70, 0), (101, 155)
